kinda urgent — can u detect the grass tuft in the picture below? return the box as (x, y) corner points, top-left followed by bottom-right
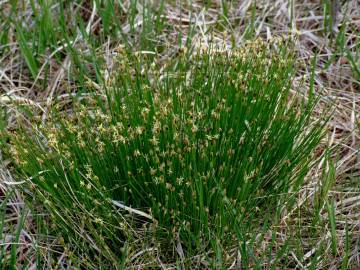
(9, 37), (326, 267)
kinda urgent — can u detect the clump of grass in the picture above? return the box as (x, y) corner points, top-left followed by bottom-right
(10, 38), (325, 267)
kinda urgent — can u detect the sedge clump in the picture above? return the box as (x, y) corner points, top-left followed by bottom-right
(11, 38), (325, 266)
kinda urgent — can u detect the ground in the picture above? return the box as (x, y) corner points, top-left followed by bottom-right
(0, 0), (359, 269)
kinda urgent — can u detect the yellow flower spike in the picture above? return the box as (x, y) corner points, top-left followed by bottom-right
(133, 149), (141, 157)
(135, 126), (143, 135)
(150, 167), (157, 176)
(149, 136), (159, 146)
(94, 217), (104, 225)
(159, 162), (165, 173)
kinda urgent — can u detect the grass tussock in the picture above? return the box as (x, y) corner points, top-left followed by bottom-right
(9, 38), (326, 268)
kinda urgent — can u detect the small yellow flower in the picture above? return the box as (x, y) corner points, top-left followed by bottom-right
(135, 126), (143, 135)
(176, 177), (184, 185)
(152, 120), (161, 134)
(150, 167), (157, 176)
(94, 217), (104, 225)
(159, 162), (165, 172)
(149, 136), (159, 146)
(134, 149), (141, 157)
